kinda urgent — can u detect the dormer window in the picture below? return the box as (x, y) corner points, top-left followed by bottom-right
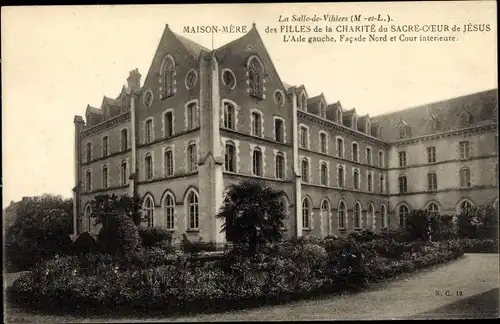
(352, 115), (358, 130)
(458, 109), (473, 128)
(319, 102), (326, 118)
(336, 108), (342, 124)
(365, 120), (371, 135)
(248, 56), (264, 99)
(298, 92), (307, 111)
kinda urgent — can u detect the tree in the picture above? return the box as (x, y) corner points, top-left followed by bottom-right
(90, 193), (143, 226)
(456, 204), (498, 240)
(216, 179), (287, 256)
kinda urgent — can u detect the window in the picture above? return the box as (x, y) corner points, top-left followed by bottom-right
(274, 118), (284, 142)
(102, 136), (108, 157)
(353, 169), (359, 190)
(164, 194), (175, 230)
(368, 204), (375, 228)
(222, 69), (236, 89)
(301, 159), (309, 183)
(459, 141), (470, 159)
(248, 57), (264, 99)
(187, 103), (198, 130)
(336, 138), (344, 158)
(86, 142), (92, 162)
(427, 202), (439, 216)
(164, 111), (173, 137)
(185, 70), (197, 89)
(300, 126), (308, 148)
(399, 127), (406, 139)
(379, 174), (385, 194)
(381, 204), (387, 229)
(302, 198), (310, 229)
(274, 90), (284, 106)
(460, 200), (472, 211)
(336, 108), (342, 124)
(121, 161), (128, 186)
(321, 200), (330, 236)
(367, 172), (373, 192)
(320, 132), (327, 153)
(354, 203), (361, 229)
(366, 147), (372, 165)
(460, 167), (471, 188)
(252, 148), (263, 176)
(427, 146), (436, 163)
(145, 153), (153, 180)
(102, 165), (108, 189)
(251, 112), (262, 137)
(399, 151), (407, 167)
(399, 205), (409, 228)
(338, 165), (344, 188)
(275, 153), (285, 179)
(320, 163), (328, 186)
(121, 129), (128, 151)
(225, 142), (236, 172)
(298, 93), (307, 111)
(84, 204), (92, 232)
(143, 196), (154, 227)
(161, 56), (175, 99)
(366, 121), (371, 135)
(352, 116), (358, 130)
(188, 143), (197, 172)
(223, 103), (235, 130)
(378, 150), (384, 168)
(164, 149), (174, 176)
(319, 102), (326, 118)
(427, 172), (437, 191)
(145, 119), (153, 144)
(399, 175), (408, 193)
(144, 90), (153, 107)
(85, 170), (91, 192)
(352, 143), (359, 162)
(187, 191), (199, 230)
(338, 201), (346, 229)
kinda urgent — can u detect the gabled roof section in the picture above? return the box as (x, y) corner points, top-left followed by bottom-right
(173, 32), (210, 60)
(282, 81), (293, 90)
(86, 105), (103, 115)
(371, 88), (497, 141)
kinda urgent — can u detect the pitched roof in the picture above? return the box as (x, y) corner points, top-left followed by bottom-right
(371, 89), (498, 142)
(86, 105), (102, 115)
(173, 33), (210, 59)
(282, 81), (293, 90)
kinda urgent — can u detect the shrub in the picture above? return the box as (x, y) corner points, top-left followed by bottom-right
(348, 229), (380, 242)
(97, 214), (140, 257)
(70, 232), (98, 255)
(138, 226), (173, 248)
(460, 238), (498, 253)
(181, 234), (216, 255)
(456, 204), (498, 240)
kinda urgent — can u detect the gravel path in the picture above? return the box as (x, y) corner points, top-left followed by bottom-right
(3, 254), (499, 322)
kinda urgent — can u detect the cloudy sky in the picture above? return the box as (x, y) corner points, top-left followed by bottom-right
(1, 2), (497, 206)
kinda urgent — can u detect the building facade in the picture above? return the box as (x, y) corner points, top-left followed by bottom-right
(73, 24), (499, 246)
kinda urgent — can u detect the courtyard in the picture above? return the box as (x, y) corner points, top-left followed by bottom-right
(4, 253), (499, 322)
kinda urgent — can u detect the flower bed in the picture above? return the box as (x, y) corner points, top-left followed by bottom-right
(459, 238), (498, 253)
(10, 238), (465, 316)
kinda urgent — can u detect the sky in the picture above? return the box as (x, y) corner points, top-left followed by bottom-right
(1, 2), (497, 206)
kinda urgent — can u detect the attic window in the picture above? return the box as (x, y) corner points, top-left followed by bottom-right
(399, 126), (406, 139)
(143, 90), (153, 107)
(336, 108), (342, 124)
(319, 102), (326, 118)
(365, 121), (371, 135)
(458, 110), (472, 127)
(185, 70), (197, 90)
(274, 90), (285, 107)
(352, 115), (358, 130)
(222, 69), (236, 90)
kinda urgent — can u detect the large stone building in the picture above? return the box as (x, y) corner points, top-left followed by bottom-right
(73, 24), (498, 246)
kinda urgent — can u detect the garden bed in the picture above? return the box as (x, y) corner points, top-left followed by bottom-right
(9, 238), (466, 317)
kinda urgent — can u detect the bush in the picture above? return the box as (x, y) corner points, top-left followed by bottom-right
(181, 234), (216, 255)
(70, 232), (98, 255)
(459, 238), (498, 253)
(456, 204), (498, 240)
(97, 214), (140, 257)
(348, 229), (380, 242)
(138, 226), (173, 248)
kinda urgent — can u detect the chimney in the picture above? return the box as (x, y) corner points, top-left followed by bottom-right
(127, 68), (142, 93)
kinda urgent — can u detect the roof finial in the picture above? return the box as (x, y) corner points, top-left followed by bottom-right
(252, 21), (256, 28)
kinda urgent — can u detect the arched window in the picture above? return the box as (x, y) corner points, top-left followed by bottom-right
(366, 147), (372, 165)
(187, 191), (199, 230)
(352, 143), (359, 162)
(86, 142), (92, 162)
(145, 153), (153, 180)
(338, 201), (346, 229)
(252, 147), (263, 176)
(354, 202), (362, 228)
(164, 193), (175, 230)
(427, 172), (437, 191)
(142, 195), (154, 227)
(274, 118), (284, 142)
(302, 198), (311, 229)
(381, 204), (387, 229)
(353, 169), (360, 190)
(164, 111), (173, 137)
(460, 200), (472, 212)
(338, 165), (344, 188)
(321, 199), (330, 236)
(275, 152), (285, 179)
(145, 119), (153, 144)
(102, 165), (108, 189)
(121, 129), (128, 151)
(378, 150), (384, 168)
(85, 170), (92, 192)
(102, 136), (108, 157)
(320, 163), (328, 186)
(164, 148), (174, 176)
(427, 202), (440, 217)
(161, 56), (175, 99)
(460, 167), (471, 188)
(368, 203), (375, 229)
(223, 102), (235, 130)
(187, 102), (198, 130)
(301, 159), (309, 183)
(187, 142), (197, 172)
(121, 161), (128, 186)
(84, 204), (92, 232)
(225, 141), (236, 172)
(399, 204), (409, 228)
(336, 137), (344, 158)
(320, 132), (327, 153)
(367, 172), (373, 192)
(248, 57), (264, 99)
(379, 174), (385, 194)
